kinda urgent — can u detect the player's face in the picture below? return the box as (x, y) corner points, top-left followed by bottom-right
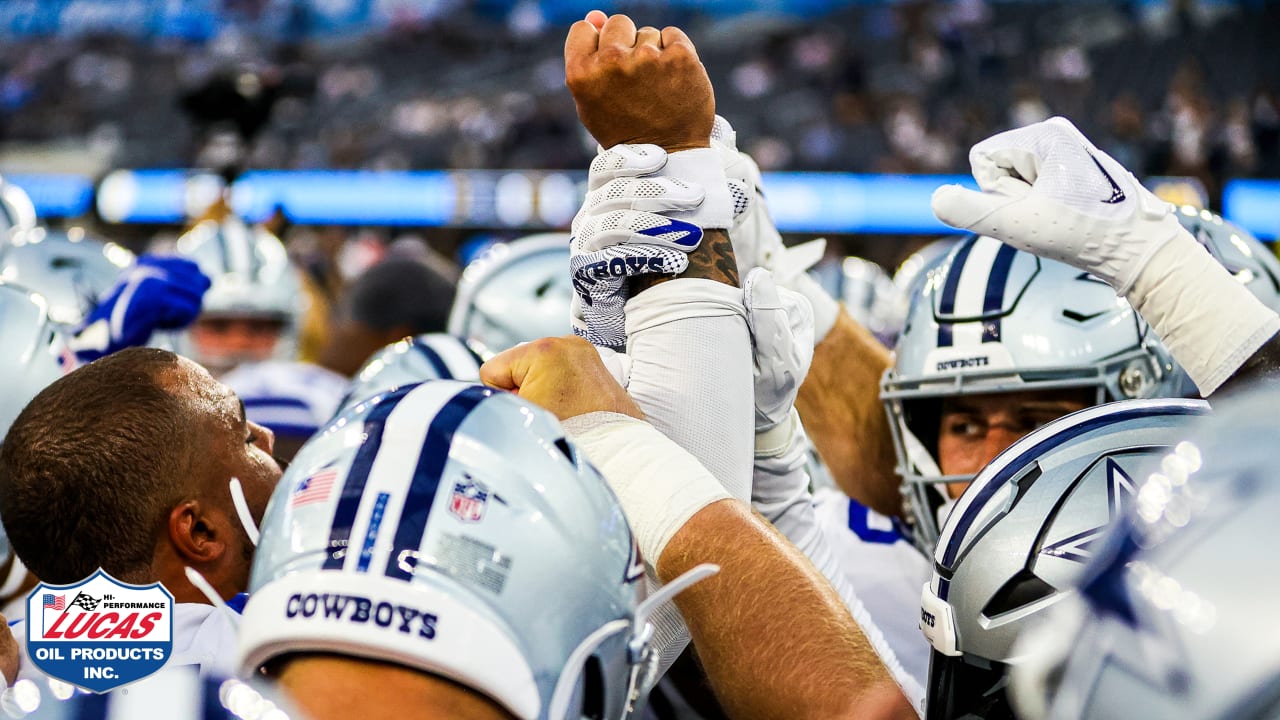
(936, 389), (1092, 497)
(189, 315), (286, 374)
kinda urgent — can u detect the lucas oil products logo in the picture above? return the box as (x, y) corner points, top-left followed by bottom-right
(26, 569), (173, 692)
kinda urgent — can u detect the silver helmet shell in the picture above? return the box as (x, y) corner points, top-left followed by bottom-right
(919, 398), (1208, 720)
(0, 228), (135, 329)
(882, 235), (1181, 552)
(1011, 388), (1280, 720)
(172, 218), (305, 371)
(841, 256), (902, 346)
(447, 234), (571, 356)
(239, 380), (646, 720)
(337, 333), (484, 418)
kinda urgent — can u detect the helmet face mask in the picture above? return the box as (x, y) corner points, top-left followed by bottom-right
(240, 381), (648, 720)
(882, 236), (1180, 552)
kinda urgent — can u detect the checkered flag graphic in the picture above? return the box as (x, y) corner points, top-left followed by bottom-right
(69, 592), (101, 612)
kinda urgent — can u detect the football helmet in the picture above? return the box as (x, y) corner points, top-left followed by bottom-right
(882, 236), (1182, 551)
(336, 333), (484, 418)
(841, 256), (902, 346)
(919, 398), (1208, 720)
(0, 177), (37, 240)
(0, 228), (135, 329)
(0, 282), (74, 589)
(1010, 388), (1280, 720)
(1174, 204), (1280, 314)
(239, 380), (654, 720)
(447, 234), (571, 356)
(172, 217), (305, 374)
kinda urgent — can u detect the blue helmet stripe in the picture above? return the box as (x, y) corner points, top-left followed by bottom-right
(937, 403), (1209, 587)
(980, 242), (1018, 343)
(322, 386), (415, 570)
(936, 237), (976, 348)
(412, 339), (453, 379)
(385, 385), (491, 581)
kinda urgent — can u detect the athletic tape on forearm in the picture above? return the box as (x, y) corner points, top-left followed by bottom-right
(1125, 231), (1280, 396)
(625, 279), (754, 502)
(562, 412), (732, 567)
(654, 148), (733, 230)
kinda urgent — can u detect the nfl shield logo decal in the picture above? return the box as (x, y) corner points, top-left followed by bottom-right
(27, 569), (174, 692)
(449, 477), (488, 523)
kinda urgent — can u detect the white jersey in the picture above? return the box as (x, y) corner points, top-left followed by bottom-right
(813, 487), (932, 698)
(222, 360), (348, 437)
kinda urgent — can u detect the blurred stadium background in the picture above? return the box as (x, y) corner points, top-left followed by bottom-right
(0, 0), (1276, 277)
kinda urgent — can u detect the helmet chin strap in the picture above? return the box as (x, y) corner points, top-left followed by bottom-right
(0, 555), (28, 600)
(902, 424), (943, 477)
(229, 477), (261, 547)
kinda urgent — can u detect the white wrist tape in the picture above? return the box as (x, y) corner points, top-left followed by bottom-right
(653, 148), (734, 230)
(562, 412), (732, 567)
(1125, 229), (1280, 395)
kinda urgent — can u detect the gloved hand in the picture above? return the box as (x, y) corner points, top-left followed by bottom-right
(743, 267), (813, 441)
(931, 116), (1186, 294)
(70, 255), (211, 362)
(569, 144), (717, 347)
(712, 116), (840, 341)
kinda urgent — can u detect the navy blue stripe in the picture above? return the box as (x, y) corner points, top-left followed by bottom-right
(243, 397), (313, 410)
(322, 386), (416, 570)
(202, 677), (228, 720)
(385, 385), (491, 581)
(412, 340), (452, 379)
(936, 237), (976, 348)
(846, 498), (902, 545)
(936, 577), (951, 602)
(980, 243), (1017, 343)
(939, 403), (1209, 570)
(258, 422), (320, 438)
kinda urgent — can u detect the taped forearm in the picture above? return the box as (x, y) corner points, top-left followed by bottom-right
(624, 279), (754, 501)
(1125, 232), (1280, 396)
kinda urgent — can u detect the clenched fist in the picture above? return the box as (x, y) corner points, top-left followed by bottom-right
(480, 335), (645, 421)
(564, 12), (715, 152)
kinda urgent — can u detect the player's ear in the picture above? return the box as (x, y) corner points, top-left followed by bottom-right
(166, 500), (227, 564)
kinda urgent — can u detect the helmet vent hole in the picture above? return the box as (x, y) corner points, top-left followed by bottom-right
(982, 569), (1054, 618)
(582, 655), (605, 720)
(554, 438), (575, 464)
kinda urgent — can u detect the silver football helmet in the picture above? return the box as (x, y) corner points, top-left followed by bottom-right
(337, 333), (484, 418)
(841, 256), (902, 345)
(0, 227), (135, 328)
(1010, 388), (1280, 720)
(447, 234), (571, 356)
(882, 235), (1182, 552)
(239, 380), (655, 720)
(172, 217), (305, 373)
(918, 398), (1209, 720)
(0, 282), (73, 588)
(0, 177), (37, 240)
(1174, 204), (1280, 314)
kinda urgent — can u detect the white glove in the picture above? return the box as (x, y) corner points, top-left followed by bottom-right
(744, 268), (813, 442)
(934, 116), (1280, 395)
(569, 144), (733, 348)
(712, 116), (840, 341)
(931, 116), (1184, 294)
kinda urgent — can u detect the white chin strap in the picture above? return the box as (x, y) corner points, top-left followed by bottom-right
(229, 477), (261, 547)
(901, 424), (943, 477)
(0, 555), (27, 599)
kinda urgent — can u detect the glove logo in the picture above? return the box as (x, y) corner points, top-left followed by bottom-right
(26, 569), (173, 693)
(636, 218), (703, 248)
(1088, 153), (1127, 204)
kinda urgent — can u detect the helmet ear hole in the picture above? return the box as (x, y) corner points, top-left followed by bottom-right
(581, 655), (606, 720)
(982, 569), (1055, 618)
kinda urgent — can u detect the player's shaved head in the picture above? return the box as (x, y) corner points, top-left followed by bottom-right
(0, 347), (200, 583)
